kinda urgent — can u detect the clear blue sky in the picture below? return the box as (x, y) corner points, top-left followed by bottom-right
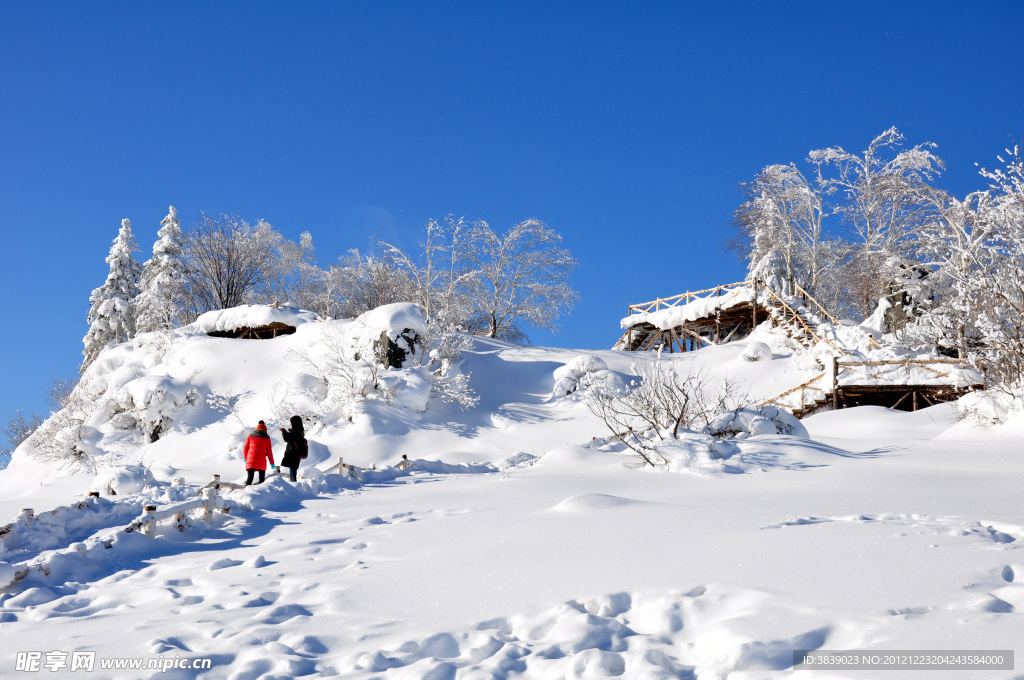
(1, 1), (1022, 424)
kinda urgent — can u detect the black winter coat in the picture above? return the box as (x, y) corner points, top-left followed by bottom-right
(280, 426), (306, 468)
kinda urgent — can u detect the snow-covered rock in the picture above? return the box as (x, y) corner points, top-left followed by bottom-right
(349, 303), (425, 369)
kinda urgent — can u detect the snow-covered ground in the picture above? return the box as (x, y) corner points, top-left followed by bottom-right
(1, 308), (1022, 679)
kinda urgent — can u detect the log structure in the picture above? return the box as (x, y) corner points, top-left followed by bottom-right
(617, 280), (851, 354)
(762, 357), (984, 418)
(207, 322), (297, 340)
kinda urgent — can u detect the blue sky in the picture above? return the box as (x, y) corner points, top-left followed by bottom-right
(1, 1), (1022, 426)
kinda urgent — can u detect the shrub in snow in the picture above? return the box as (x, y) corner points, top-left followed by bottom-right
(956, 388), (1024, 425)
(552, 355), (622, 398)
(288, 304), (478, 420)
(703, 405), (809, 440)
(584, 361), (750, 467)
(111, 375), (197, 441)
(740, 342), (772, 362)
(96, 464), (155, 495)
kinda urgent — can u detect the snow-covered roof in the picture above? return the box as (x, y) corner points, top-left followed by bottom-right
(621, 286), (757, 330)
(192, 305), (319, 335)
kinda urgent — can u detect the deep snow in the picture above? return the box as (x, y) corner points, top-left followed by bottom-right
(1, 309), (1022, 679)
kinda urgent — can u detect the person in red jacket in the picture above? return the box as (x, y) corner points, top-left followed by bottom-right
(244, 420), (276, 485)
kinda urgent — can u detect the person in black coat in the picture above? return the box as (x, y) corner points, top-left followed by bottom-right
(280, 415), (306, 482)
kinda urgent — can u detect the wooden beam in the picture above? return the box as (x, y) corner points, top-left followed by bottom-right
(890, 391), (911, 410)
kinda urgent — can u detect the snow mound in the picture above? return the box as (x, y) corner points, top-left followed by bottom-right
(740, 341), (772, 362)
(192, 305), (319, 334)
(553, 493), (650, 512)
(0, 561), (15, 589)
(95, 465), (155, 496)
(704, 406), (808, 440)
(354, 302), (426, 340)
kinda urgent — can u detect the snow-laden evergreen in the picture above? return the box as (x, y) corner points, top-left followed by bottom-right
(135, 206), (186, 334)
(81, 218), (143, 373)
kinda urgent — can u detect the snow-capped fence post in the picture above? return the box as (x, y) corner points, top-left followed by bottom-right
(142, 506), (158, 538)
(200, 488), (217, 524)
(203, 474), (243, 492)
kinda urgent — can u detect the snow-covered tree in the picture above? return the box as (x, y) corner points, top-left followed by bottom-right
(328, 249), (417, 319)
(253, 229), (331, 314)
(82, 218), (143, 372)
(2, 409), (43, 463)
(180, 212), (268, 319)
(731, 163), (832, 297)
(464, 218), (579, 340)
(378, 215), (479, 329)
(811, 127), (944, 316)
(135, 206), (186, 333)
(727, 128), (946, 321)
(917, 146), (1024, 387)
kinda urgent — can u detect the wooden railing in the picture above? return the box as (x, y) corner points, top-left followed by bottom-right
(626, 281), (750, 316)
(758, 372), (827, 410)
(836, 358), (980, 383)
(620, 279), (887, 355)
(760, 358), (982, 413)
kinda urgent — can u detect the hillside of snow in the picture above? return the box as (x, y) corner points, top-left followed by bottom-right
(1, 305), (1023, 679)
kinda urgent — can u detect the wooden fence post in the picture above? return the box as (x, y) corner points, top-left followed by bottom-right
(832, 357), (840, 410)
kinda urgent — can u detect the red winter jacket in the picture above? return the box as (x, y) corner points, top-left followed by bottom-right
(244, 424), (275, 471)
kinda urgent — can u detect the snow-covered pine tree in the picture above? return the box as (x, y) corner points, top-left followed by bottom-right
(135, 206), (186, 333)
(82, 218), (143, 372)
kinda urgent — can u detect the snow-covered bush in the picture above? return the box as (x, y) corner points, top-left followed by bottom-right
(22, 382), (96, 470)
(703, 405), (808, 440)
(955, 388), (1024, 426)
(552, 355), (622, 399)
(739, 342), (772, 362)
(288, 303), (478, 420)
(584, 361), (749, 466)
(110, 375), (197, 442)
